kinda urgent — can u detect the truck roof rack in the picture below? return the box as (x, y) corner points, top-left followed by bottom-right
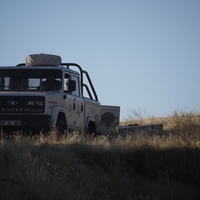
(16, 63), (26, 66)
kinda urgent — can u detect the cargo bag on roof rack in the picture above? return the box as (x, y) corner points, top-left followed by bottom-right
(26, 53), (62, 66)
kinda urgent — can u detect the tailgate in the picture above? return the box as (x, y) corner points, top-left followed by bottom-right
(101, 105), (120, 134)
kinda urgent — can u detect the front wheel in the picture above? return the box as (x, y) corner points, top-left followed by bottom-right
(56, 119), (66, 134)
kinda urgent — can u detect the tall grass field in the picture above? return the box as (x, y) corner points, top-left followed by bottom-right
(0, 111), (200, 200)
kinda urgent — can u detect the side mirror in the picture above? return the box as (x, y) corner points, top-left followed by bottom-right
(67, 80), (76, 92)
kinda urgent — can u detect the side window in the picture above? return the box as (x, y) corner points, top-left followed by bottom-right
(64, 74), (70, 91)
(71, 76), (80, 96)
(64, 74), (80, 96)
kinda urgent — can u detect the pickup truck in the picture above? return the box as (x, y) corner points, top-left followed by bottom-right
(0, 54), (120, 134)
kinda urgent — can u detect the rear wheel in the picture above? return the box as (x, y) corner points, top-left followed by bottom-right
(87, 122), (96, 135)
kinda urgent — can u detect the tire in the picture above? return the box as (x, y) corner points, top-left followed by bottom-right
(87, 122), (96, 135)
(56, 119), (65, 134)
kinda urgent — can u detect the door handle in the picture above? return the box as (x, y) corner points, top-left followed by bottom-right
(73, 103), (75, 110)
(81, 105), (84, 112)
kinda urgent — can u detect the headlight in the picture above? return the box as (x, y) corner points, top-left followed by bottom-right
(36, 100), (43, 106)
(27, 100), (34, 106)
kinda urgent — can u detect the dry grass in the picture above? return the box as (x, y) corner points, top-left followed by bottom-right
(0, 111), (200, 200)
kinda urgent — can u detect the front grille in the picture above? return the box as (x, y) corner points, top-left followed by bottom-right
(0, 96), (45, 113)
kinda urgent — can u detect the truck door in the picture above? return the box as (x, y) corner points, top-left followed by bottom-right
(71, 75), (84, 131)
(64, 73), (84, 131)
(65, 93), (75, 130)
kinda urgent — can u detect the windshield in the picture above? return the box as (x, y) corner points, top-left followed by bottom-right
(0, 68), (62, 91)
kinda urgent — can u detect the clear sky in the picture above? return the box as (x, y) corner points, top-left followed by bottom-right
(0, 0), (200, 120)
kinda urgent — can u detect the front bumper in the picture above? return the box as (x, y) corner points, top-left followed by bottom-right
(0, 115), (51, 132)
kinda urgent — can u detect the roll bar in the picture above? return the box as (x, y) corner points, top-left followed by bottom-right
(62, 63), (98, 101)
(15, 62), (99, 101)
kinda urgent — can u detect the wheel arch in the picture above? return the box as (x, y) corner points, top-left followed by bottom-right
(56, 112), (67, 129)
(51, 106), (67, 128)
(86, 117), (96, 134)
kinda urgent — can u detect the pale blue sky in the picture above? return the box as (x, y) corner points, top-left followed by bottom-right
(0, 0), (200, 120)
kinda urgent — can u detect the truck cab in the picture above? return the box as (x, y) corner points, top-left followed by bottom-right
(0, 54), (120, 134)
